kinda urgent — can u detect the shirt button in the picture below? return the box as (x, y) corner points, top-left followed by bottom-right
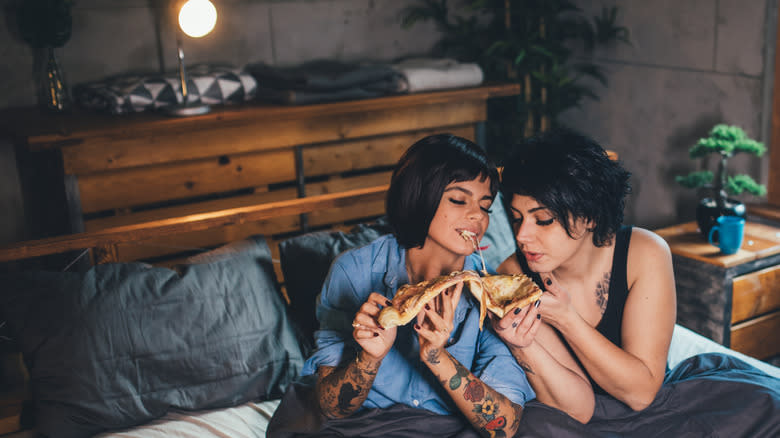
(413, 399), (420, 406)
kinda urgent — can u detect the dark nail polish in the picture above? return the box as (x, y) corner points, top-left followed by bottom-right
(444, 290), (449, 296)
(545, 278), (552, 286)
(414, 324), (420, 330)
(512, 321), (518, 328)
(386, 300), (392, 306)
(514, 307), (521, 315)
(536, 314), (541, 320)
(374, 332), (379, 337)
(425, 303), (430, 310)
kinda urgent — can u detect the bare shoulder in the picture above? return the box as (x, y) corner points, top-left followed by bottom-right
(626, 227), (674, 289)
(628, 227), (672, 259)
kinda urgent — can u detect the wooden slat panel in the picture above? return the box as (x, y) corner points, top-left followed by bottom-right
(770, 5), (780, 206)
(84, 188), (299, 261)
(303, 125), (474, 177)
(61, 101), (485, 174)
(78, 149), (296, 213)
(730, 311), (780, 359)
(731, 265), (780, 323)
(0, 185), (389, 262)
(307, 172), (392, 227)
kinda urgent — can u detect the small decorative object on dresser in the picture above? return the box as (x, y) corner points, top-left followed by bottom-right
(655, 220), (780, 361)
(676, 124), (767, 238)
(15, 0), (74, 112)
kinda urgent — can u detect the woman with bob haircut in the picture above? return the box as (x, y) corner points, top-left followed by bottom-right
(300, 133), (535, 436)
(492, 128), (676, 422)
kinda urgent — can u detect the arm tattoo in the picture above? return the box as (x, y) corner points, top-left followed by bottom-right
(425, 348), (441, 365)
(317, 357), (379, 418)
(595, 272), (610, 315)
(440, 352), (520, 437)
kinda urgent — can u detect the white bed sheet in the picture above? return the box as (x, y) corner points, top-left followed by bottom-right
(93, 399), (281, 438)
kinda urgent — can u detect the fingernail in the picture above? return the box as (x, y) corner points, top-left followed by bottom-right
(536, 314), (541, 320)
(444, 290), (449, 296)
(514, 307), (521, 315)
(512, 321), (518, 328)
(534, 300), (541, 308)
(425, 304), (430, 310)
(545, 278), (552, 286)
(373, 332), (379, 337)
(414, 324), (420, 330)
(386, 299), (392, 306)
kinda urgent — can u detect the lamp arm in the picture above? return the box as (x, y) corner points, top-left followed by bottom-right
(176, 32), (188, 102)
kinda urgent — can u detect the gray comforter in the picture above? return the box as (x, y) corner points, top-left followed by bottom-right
(268, 353), (780, 437)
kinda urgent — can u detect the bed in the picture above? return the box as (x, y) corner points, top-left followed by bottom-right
(1, 186), (779, 438)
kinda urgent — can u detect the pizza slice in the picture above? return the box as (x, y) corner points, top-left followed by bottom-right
(467, 273), (543, 329)
(377, 270), (543, 330)
(377, 270), (482, 329)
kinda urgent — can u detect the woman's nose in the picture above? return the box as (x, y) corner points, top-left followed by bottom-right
(515, 222), (532, 244)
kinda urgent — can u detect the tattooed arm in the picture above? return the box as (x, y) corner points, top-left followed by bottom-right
(316, 292), (397, 419)
(315, 351), (381, 418)
(415, 284), (524, 437)
(424, 347), (524, 437)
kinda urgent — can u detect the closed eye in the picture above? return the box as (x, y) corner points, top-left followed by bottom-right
(537, 218), (554, 226)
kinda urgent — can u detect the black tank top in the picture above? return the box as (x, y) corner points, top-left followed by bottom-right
(516, 225), (632, 395)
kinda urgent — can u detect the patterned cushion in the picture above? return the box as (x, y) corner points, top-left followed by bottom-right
(74, 65), (257, 115)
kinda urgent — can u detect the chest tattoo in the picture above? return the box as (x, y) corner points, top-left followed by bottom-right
(595, 272), (610, 315)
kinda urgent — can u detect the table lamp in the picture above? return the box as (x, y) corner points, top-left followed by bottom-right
(166, 0), (217, 116)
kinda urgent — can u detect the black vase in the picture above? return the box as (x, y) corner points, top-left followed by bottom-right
(695, 197), (746, 238)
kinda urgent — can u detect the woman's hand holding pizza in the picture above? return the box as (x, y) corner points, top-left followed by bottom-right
(536, 274), (576, 329)
(415, 282), (462, 364)
(352, 292), (397, 361)
(490, 302), (542, 349)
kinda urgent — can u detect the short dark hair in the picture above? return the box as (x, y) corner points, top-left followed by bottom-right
(387, 134), (499, 249)
(501, 128), (631, 247)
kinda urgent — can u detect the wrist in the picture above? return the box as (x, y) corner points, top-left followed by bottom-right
(356, 350), (382, 373)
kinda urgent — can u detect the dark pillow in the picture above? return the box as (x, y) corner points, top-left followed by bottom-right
(0, 235), (304, 438)
(279, 219), (392, 348)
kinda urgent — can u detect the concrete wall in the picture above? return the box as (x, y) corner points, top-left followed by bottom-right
(563, 0), (774, 228)
(0, 0), (774, 243)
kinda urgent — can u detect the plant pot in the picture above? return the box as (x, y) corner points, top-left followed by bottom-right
(695, 197), (746, 239)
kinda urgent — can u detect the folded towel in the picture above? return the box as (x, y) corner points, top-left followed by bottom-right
(391, 58), (484, 93)
(73, 65), (257, 115)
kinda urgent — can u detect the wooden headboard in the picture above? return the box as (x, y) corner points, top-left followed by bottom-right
(2, 84), (521, 279)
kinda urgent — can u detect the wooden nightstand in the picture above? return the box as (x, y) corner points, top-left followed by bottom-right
(655, 221), (780, 360)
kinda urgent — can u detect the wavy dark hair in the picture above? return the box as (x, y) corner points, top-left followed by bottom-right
(501, 128), (631, 247)
(387, 134), (499, 249)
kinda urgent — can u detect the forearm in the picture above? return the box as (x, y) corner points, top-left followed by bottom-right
(315, 351), (381, 418)
(509, 341), (594, 423)
(557, 315), (661, 409)
(424, 348), (522, 437)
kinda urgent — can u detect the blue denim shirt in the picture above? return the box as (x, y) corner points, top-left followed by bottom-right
(302, 235), (535, 414)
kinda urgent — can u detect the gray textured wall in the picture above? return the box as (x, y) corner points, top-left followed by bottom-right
(562, 0), (773, 228)
(0, 0), (774, 243)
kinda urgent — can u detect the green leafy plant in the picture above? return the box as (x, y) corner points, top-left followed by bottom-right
(16, 0), (74, 49)
(676, 124), (767, 208)
(400, 0), (630, 162)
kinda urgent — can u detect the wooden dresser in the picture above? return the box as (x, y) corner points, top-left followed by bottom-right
(3, 84), (519, 274)
(655, 221), (780, 360)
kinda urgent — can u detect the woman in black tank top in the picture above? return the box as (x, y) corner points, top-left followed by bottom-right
(488, 129), (676, 423)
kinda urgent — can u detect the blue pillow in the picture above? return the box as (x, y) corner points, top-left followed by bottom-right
(0, 236), (304, 438)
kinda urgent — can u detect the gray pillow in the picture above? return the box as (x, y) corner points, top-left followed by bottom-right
(279, 219), (392, 348)
(0, 235), (304, 438)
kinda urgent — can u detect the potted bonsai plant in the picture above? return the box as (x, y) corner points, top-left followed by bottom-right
(676, 124), (767, 238)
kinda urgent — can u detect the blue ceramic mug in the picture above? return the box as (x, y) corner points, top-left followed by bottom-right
(707, 216), (745, 255)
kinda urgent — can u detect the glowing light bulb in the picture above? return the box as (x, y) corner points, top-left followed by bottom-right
(178, 0), (217, 38)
